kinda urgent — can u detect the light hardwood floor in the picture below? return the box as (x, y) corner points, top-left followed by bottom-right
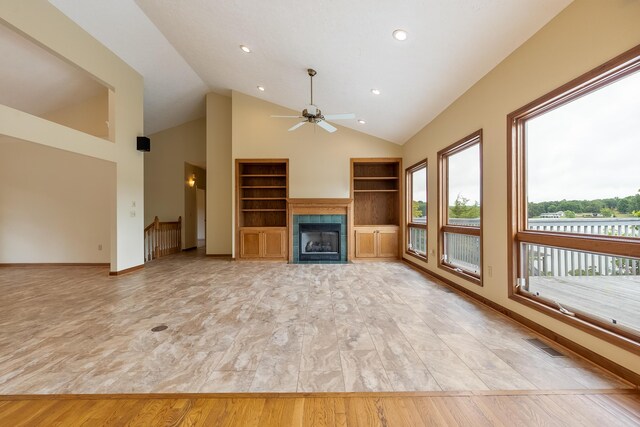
(1, 391), (639, 426)
(0, 250), (634, 394)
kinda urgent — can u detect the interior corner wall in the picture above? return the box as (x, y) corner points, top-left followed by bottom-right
(0, 1), (144, 272)
(206, 92), (232, 255)
(145, 116), (206, 249)
(0, 135), (113, 263)
(42, 91), (110, 140)
(401, 0), (640, 375)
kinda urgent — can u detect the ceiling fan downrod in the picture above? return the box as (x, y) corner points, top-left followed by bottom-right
(308, 68), (316, 106)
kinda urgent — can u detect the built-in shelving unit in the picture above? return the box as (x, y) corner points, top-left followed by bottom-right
(237, 161), (288, 227)
(351, 158), (402, 260)
(236, 160), (289, 260)
(351, 159), (401, 226)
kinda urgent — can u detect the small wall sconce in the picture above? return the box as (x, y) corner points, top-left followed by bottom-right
(187, 174), (196, 188)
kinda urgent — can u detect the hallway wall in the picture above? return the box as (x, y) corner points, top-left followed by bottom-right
(145, 116), (206, 249)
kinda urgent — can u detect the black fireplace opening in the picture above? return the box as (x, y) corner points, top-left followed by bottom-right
(299, 223), (341, 261)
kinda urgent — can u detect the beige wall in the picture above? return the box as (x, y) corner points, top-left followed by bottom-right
(145, 116), (206, 249)
(0, 1), (144, 272)
(402, 0), (640, 375)
(231, 91), (402, 252)
(0, 135), (113, 263)
(43, 90), (110, 140)
(206, 92), (232, 255)
(232, 91), (402, 199)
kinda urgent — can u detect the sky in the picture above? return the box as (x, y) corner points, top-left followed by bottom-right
(526, 69), (640, 203)
(412, 167), (427, 203)
(411, 145), (481, 205)
(448, 144), (480, 205)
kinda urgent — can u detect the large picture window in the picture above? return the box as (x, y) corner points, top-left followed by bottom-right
(508, 45), (640, 349)
(406, 159), (427, 259)
(438, 130), (482, 284)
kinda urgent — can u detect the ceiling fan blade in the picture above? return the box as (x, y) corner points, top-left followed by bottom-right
(272, 115), (303, 118)
(288, 121), (307, 131)
(316, 120), (337, 133)
(323, 113), (355, 120)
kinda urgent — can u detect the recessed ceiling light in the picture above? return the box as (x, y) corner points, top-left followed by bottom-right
(358, 119), (366, 124)
(371, 89), (381, 95)
(240, 45), (251, 53)
(392, 29), (408, 41)
(257, 86), (265, 91)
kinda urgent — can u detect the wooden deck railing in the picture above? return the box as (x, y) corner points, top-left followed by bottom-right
(144, 216), (181, 262)
(409, 217), (640, 277)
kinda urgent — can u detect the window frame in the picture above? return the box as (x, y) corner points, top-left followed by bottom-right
(438, 130), (483, 285)
(405, 158), (428, 261)
(507, 44), (640, 353)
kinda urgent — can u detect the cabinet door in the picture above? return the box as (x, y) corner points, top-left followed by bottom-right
(355, 228), (377, 258)
(240, 229), (261, 258)
(263, 229), (286, 259)
(377, 228), (399, 258)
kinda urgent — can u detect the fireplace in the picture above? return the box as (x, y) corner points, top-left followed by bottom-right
(289, 199), (350, 263)
(299, 223), (341, 261)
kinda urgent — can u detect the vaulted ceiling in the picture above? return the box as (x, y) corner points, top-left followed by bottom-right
(49, 0), (572, 143)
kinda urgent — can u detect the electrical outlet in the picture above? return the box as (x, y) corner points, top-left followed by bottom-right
(98, 244), (103, 251)
(488, 265), (493, 277)
(430, 249), (435, 256)
(130, 210), (136, 217)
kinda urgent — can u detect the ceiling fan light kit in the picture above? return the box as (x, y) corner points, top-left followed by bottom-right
(271, 68), (355, 133)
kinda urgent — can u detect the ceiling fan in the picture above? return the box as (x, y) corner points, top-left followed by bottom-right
(271, 68), (355, 133)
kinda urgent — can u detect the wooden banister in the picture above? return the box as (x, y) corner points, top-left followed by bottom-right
(144, 216), (181, 262)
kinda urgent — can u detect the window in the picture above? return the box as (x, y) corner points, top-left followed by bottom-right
(438, 131), (482, 284)
(406, 159), (427, 259)
(508, 44), (640, 348)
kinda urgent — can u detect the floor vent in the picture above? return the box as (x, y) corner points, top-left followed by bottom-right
(524, 338), (566, 358)
(539, 346), (565, 357)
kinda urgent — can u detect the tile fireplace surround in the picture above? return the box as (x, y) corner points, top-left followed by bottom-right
(287, 198), (352, 264)
(293, 215), (347, 263)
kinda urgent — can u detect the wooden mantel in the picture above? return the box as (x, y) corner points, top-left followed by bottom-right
(287, 198), (353, 262)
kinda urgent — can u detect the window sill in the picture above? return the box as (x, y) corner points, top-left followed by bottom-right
(509, 292), (640, 356)
(405, 250), (427, 263)
(438, 262), (482, 286)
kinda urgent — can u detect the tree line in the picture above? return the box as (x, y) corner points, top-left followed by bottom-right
(528, 192), (640, 217)
(412, 191), (640, 219)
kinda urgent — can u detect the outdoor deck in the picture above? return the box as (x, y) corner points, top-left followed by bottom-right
(529, 276), (640, 333)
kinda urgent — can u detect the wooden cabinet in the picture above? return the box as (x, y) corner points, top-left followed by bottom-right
(239, 228), (287, 260)
(354, 226), (398, 259)
(351, 158), (402, 260)
(236, 160), (289, 261)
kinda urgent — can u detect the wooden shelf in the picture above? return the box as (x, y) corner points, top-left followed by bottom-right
(237, 160), (289, 231)
(354, 189), (399, 193)
(353, 177), (398, 180)
(351, 158), (402, 229)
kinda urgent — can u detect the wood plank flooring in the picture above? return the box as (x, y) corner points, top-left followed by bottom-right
(530, 276), (640, 332)
(0, 250), (634, 394)
(0, 390), (638, 426)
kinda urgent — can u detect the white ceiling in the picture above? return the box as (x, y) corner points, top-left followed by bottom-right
(0, 22), (105, 117)
(50, 0), (571, 143)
